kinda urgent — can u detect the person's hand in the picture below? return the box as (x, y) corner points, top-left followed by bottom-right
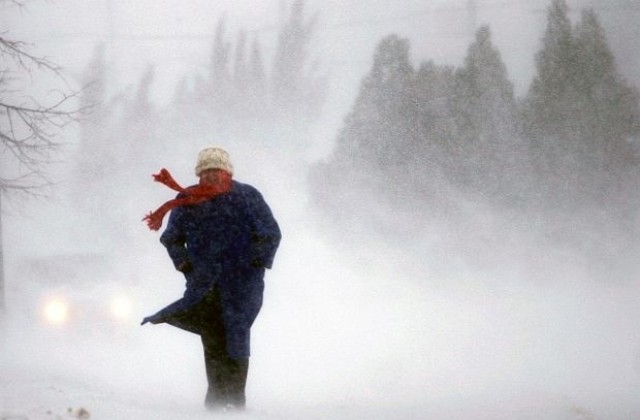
(177, 261), (193, 273)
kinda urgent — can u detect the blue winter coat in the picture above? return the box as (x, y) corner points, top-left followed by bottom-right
(143, 180), (281, 358)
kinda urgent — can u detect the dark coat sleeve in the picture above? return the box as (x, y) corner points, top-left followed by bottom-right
(245, 186), (281, 269)
(159, 204), (191, 271)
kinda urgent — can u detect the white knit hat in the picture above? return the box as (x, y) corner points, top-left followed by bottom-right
(194, 147), (234, 176)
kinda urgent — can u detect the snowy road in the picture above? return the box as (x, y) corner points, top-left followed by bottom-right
(2, 227), (640, 419)
(2, 358), (639, 420)
(3, 272), (640, 420)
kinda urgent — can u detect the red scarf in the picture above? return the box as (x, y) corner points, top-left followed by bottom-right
(143, 168), (232, 231)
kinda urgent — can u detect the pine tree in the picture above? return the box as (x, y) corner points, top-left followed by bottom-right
(271, 0), (324, 119)
(573, 9), (640, 170)
(452, 26), (521, 198)
(234, 30), (248, 94)
(521, 0), (640, 205)
(211, 16), (231, 82)
(129, 65), (155, 121)
(309, 35), (417, 236)
(249, 37), (267, 101)
(340, 35), (415, 169)
(520, 0), (590, 203)
(232, 31), (268, 119)
(522, 0), (577, 141)
(74, 44), (113, 191)
(207, 16), (233, 113)
(122, 65), (159, 165)
(455, 26), (516, 142)
(71, 43), (136, 247)
(413, 60), (457, 164)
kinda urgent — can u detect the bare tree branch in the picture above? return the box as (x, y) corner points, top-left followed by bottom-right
(0, 1), (82, 197)
(0, 36), (62, 75)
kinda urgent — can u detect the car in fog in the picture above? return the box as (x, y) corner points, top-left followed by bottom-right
(11, 253), (138, 336)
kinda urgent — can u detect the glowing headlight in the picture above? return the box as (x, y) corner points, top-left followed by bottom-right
(42, 298), (69, 325)
(110, 296), (133, 321)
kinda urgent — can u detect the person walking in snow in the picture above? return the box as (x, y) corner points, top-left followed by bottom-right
(141, 146), (281, 411)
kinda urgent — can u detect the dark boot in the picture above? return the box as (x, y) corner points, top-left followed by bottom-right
(224, 358), (249, 409)
(203, 356), (225, 410)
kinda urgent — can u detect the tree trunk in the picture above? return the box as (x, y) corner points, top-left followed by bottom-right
(0, 192), (5, 316)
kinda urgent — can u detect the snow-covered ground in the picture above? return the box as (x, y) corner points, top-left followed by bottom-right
(3, 229), (640, 420)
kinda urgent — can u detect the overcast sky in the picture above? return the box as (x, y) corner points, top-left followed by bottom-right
(5, 0), (639, 107)
(1, 1), (553, 98)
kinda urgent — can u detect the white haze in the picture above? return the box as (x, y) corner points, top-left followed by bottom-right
(2, 1), (640, 419)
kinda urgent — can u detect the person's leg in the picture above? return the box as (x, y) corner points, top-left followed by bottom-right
(200, 288), (252, 410)
(199, 289), (228, 410)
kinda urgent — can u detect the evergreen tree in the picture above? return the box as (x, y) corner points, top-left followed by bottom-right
(249, 37), (267, 103)
(271, 0), (324, 118)
(521, 0), (590, 202)
(573, 9), (640, 170)
(231, 29), (251, 117)
(207, 16), (233, 113)
(413, 60), (457, 165)
(452, 26), (522, 198)
(521, 0), (640, 204)
(340, 35), (415, 170)
(172, 75), (194, 108)
(122, 65), (159, 165)
(232, 31), (269, 119)
(409, 60), (459, 204)
(522, 0), (577, 141)
(71, 43), (136, 247)
(310, 35), (418, 235)
(128, 65), (155, 121)
(234, 30), (248, 94)
(211, 16), (231, 82)
(74, 44), (113, 192)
